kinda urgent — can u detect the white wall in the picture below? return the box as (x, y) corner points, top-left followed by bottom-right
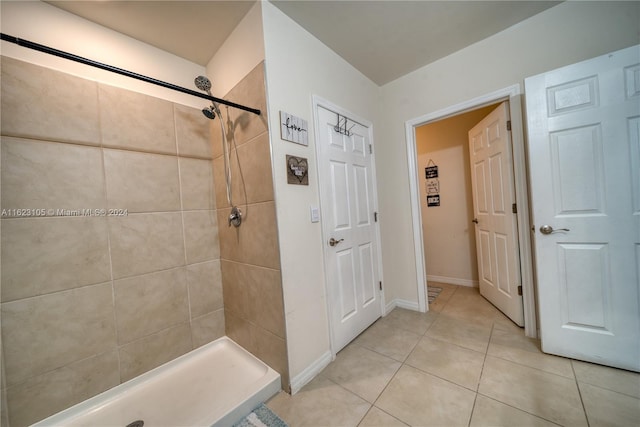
(416, 105), (499, 287)
(261, 1), (380, 385)
(0, 0), (206, 107)
(206, 2), (265, 97)
(376, 0), (640, 305)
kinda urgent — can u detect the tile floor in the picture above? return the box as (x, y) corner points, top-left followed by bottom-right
(266, 283), (640, 426)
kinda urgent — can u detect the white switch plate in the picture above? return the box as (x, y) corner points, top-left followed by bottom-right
(310, 206), (320, 223)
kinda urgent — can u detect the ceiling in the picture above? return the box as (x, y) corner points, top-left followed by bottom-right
(46, 0), (561, 86)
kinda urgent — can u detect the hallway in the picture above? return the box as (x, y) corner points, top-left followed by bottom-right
(266, 283), (640, 426)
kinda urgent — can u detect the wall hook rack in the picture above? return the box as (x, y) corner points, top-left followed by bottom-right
(334, 114), (356, 136)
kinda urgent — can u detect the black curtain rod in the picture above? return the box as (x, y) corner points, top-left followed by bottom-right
(1, 33), (261, 116)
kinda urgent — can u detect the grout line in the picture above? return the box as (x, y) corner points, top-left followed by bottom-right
(572, 360), (592, 427)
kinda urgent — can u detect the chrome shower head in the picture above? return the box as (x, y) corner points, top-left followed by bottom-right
(202, 105), (217, 120)
(194, 75), (212, 94)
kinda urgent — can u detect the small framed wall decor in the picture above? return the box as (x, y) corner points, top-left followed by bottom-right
(286, 155), (309, 185)
(280, 111), (309, 146)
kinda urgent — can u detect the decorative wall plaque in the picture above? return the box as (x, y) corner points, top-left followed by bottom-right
(280, 111), (309, 146)
(286, 155), (309, 185)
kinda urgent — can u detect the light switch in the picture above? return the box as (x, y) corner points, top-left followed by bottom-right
(310, 206), (320, 223)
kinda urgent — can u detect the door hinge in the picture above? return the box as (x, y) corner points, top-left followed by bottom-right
(379, 281), (383, 291)
(518, 285), (523, 296)
(369, 144), (373, 154)
(512, 203), (517, 214)
(507, 120), (512, 131)
(374, 211), (378, 222)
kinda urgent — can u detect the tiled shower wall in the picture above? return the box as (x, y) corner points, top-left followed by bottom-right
(0, 56), (224, 427)
(211, 63), (289, 391)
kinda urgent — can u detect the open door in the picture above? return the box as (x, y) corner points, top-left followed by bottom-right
(525, 45), (640, 371)
(468, 102), (524, 326)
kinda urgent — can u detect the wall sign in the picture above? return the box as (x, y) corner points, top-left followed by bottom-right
(286, 155), (309, 185)
(427, 194), (441, 207)
(280, 111), (308, 146)
(425, 159), (440, 207)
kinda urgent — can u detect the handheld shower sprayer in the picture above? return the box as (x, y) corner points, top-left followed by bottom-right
(194, 75), (242, 227)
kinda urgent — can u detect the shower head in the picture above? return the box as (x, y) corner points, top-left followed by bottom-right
(202, 105), (217, 120)
(194, 75), (212, 94)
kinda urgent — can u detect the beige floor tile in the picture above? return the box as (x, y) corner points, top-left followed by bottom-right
(321, 344), (401, 403)
(572, 360), (640, 398)
(376, 365), (476, 427)
(379, 307), (437, 335)
(425, 313), (492, 353)
(426, 282), (457, 313)
(358, 406), (408, 427)
(470, 395), (558, 427)
(353, 321), (421, 362)
(266, 376), (370, 427)
(406, 336), (485, 390)
(439, 288), (500, 327)
(488, 327), (574, 378)
(579, 382), (640, 427)
(479, 356), (587, 426)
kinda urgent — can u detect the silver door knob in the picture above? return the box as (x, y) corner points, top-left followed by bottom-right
(329, 237), (344, 247)
(539, 225), (570, 234)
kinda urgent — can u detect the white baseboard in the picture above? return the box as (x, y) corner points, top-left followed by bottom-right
(289, 350), (332, 395)
(385, 298), (421, 314)
(427, 275), (478, 288)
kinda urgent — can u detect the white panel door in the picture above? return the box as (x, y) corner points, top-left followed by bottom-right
(468, 102), (524, 326)
(526, 45), (640, 371)
(316, 105), (381, 352)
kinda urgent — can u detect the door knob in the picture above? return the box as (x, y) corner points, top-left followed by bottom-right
(472, 218), (478, 224)
(329, 237), (344, 247)
(539, 225), (570, 235)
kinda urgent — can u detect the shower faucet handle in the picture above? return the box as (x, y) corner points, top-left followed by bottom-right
(228, 206), (242, 228)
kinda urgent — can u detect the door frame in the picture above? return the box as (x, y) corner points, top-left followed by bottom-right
(312, 95), (386, 356)
(405, 84), (538, 338)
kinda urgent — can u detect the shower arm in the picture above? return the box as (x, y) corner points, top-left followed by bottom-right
(0, 33), (261, 116)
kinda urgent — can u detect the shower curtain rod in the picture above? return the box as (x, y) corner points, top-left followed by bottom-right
(0, 33), (261, 116)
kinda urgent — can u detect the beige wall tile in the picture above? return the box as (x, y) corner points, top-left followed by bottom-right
(1, 217), (111, 302)
(221, 260), (284, 338)
(234, 133), (274, 204)
(217, 202), (280, 269)
(220, 260), (252, 320)
(183, 210), (219, 264)
(114, 268), (189, 345)
(224, 310), (256, 355)
(179, 157), (215, 211)
(104, 149), (180, 213)
(6, 351), (119, 427)
(0, 57), (100, 145)
(187, 260), (223, 319)
(174, 104), (212, 159)
(191, 309), (225, 349)
(253, 324), (288, 386)
(119, 323), (192, 382)
(108, 212), (185, 279)
(221, 63), (268, 147)
(1, 283), (116, 387)
(213, 134), (274, 209)
(1, 137), (106, 215)
(99, 84), (176, 155)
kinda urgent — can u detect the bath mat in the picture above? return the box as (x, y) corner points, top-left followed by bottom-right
(428, 286), (443, 304)
(233, 404), (288, 427)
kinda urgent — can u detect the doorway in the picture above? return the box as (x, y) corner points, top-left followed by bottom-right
(405, 85), (537, 338)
